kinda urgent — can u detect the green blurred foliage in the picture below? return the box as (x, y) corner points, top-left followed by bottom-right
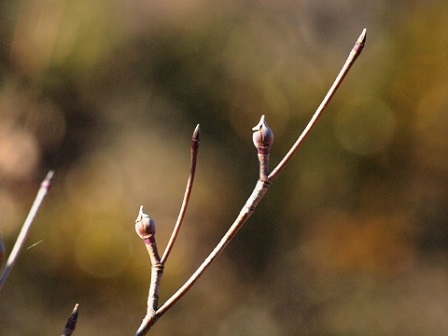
(1, 0), (448, 335)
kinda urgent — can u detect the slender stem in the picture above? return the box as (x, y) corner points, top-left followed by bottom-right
(161, 125), (200, 265)
(0, 170), (54, 292)
(268, 28), (367, 181)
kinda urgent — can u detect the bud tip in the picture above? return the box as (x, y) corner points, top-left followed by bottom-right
(252, 115), (274, 154)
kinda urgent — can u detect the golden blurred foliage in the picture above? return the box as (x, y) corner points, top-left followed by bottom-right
(1, 0), (448, 335)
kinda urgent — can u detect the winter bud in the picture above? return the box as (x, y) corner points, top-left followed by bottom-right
(252, 115), (274, 154)
(135, 206), (156, 239)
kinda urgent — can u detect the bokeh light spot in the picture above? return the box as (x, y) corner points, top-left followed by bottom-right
(0, 127), (40, 180)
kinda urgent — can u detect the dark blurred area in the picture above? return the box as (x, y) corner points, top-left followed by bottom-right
(1, 0), (448, 335)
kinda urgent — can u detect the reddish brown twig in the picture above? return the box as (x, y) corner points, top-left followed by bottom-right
(161, 125), (200, 265)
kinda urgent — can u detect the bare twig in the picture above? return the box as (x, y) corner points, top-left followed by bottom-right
(135, 28), (366, 335)
(61, 303), (79, 336)
(269, 28), (367, 181)
(0, 170), (54, 292)
(161, 125), (200, 265)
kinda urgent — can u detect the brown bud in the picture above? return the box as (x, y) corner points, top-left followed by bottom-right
(252, 115), (274, 154)
(135, 206), (156, 239)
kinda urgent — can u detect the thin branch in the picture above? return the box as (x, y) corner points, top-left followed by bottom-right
(61, 303), (79, 336)
(0, 170), (54, 292)
(268, 28), (367, 181)
(135, 28), (367, 335)
(161, 124), (200, 265)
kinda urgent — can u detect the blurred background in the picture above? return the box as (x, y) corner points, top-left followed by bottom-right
(1, 0), (447, 335)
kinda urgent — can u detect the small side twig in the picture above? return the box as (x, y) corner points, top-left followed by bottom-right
(61, 303), (79, 336)
(0, 170), (54, 292)
(161, 124), (200, 265)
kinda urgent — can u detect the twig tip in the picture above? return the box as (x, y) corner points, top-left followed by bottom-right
(193, 124), (200, 141)
(351, 28), (367, 56)
(359, 28), (367, 44)
(45, 170), (55, 182)
(40, 170), (55, 191)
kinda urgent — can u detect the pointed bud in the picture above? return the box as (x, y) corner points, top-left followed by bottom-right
(135, 206), (156, 239)
(252, 115), (274, 154)
(192, 124), (200, 142)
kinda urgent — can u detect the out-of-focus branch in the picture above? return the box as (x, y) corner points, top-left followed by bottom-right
(61, 304), (79, 336)
(0, 170), (54, 292)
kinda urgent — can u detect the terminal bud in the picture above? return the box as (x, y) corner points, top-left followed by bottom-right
(135, 206), (156, 239)
(252, 115), (274, 154)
